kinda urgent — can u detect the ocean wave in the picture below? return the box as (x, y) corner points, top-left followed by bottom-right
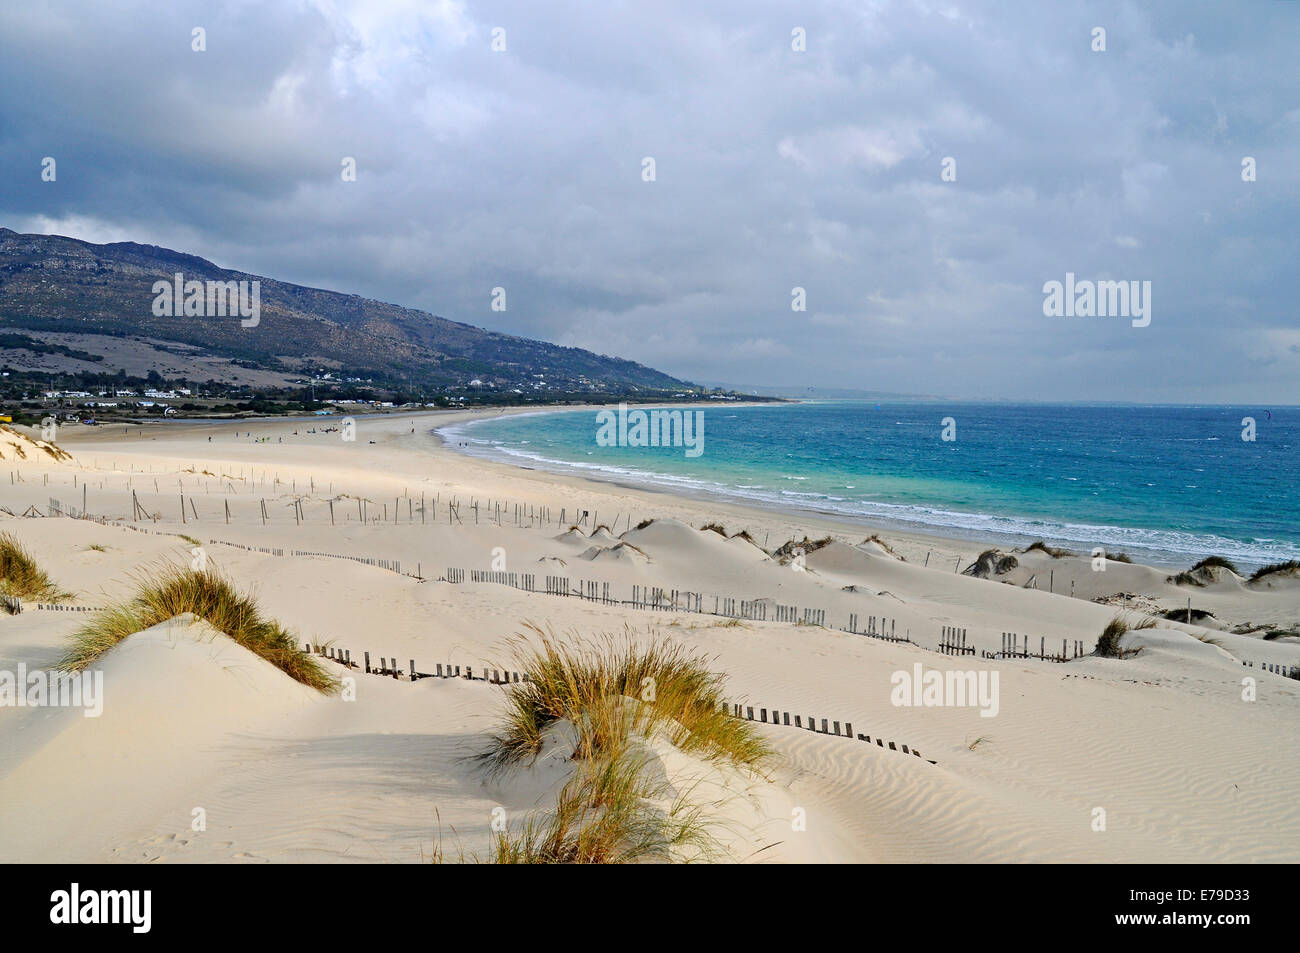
(437, 412), (1300, 569)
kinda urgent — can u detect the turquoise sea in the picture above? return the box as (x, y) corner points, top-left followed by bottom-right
(438, 401), (1300, 571)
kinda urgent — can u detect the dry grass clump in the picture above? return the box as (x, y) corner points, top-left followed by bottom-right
(1161, 606), (1214, 622)
(964, 549), (1018, 577)
(1023, 540), (1074, 558)
(862, 533), (902, 558)
(0, 532), (67, 601)
(701, 524), (758, 546)
(1249, 560), (1300, 582)
(772, 536), (833, 563)
(487, 753), (720, 864)
(1192, 555), (1239, 575)
(474, 626), (768, 864)
(1095, 613), (1158, 658)
(1171, 555), (1243, 586)
(482, 625), (768, 774)
(58, 564), (337, 693)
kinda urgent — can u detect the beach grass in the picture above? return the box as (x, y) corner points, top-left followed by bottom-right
(0, 532), (67, 602)
(1161, 607), (1214, 622)
(1095, 613), (1158, 658)
(1249, 560), (1300, 582)
(966, 549), (1018, 576)
(1191, 555), (1239, 575)
(481, 625), (769, 775)
(773, 535), (833, 562)
(58, 564), (338, 693)
(862, 533), (902, 558)
(486, 753), (720, 864)
(474, 626), (760, 864)
(1024, 540), (1074, 558)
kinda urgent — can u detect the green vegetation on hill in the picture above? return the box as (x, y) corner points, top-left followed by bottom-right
(0, 228), (705, 397)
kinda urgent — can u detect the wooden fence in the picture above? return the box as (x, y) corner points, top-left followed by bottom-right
(300, 641), (935, 763)
(987, 633), (1088, 663)
(938, 627), (974, 656)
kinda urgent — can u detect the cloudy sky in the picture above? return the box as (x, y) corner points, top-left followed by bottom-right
(1, 1), (1296, 402)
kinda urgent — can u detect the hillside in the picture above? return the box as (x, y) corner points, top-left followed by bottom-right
(0, 228), (696, 397)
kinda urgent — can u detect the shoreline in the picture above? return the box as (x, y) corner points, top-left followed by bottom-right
(4, 406), (1298, 864)
(429, 404), (1279, 572)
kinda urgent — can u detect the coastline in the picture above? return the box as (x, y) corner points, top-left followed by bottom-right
(2, 407), (1296, 864)
(430, 403), (1286, 572)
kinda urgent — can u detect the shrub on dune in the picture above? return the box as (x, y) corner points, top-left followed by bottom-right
(1192, 555), (1239, 575)
(482, 625), (769, 775)
(1249, 560), (1300, 582)
(1095, 613), (1158, 658)
(487, 752), (719, 864)
(964, 549), (1018, 577)
(772, 536), (833, 562)
(0, 532), (66, 602)
(1023, 540), (1074, 558)
(1161, 607), (1214, 622)
(862, 533), (902, 558)
(470, 627), (768, 863)
(59, 565), (337, 693)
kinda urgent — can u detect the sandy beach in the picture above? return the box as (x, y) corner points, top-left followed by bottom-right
(0, 408), (1297, 864)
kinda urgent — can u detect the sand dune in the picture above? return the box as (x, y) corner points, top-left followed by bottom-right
(0, 410), (1295, 863)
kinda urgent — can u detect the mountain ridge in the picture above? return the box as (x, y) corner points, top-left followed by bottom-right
(0, 227), (696, 397)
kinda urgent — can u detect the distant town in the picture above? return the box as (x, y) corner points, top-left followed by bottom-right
(0, 364), (756, 427)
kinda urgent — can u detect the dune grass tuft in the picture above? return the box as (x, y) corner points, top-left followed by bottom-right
(486, 753), (721, 864)
(474, 626), (762, 864)
(1095, 613), (1158, 658)
(1249, 560), (1300, 582)
(58, 564), (337, 693)
(1024, 540), (1074, 558)
(0, 532), (67, 601)
(862, 533), (902, 558)
(699, 522), (728, 536)
(481, 625), (769, 776)
(1161, 606), (1214, 622)
(773, 536), (833, 562)
(1191, 555), (1239, 575)
(965, 549), (1018, 577)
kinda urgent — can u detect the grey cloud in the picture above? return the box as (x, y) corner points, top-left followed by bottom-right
(0, 0), (1296, 401)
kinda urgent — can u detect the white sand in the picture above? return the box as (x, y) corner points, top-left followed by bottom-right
(0, 412), (1296, 863)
